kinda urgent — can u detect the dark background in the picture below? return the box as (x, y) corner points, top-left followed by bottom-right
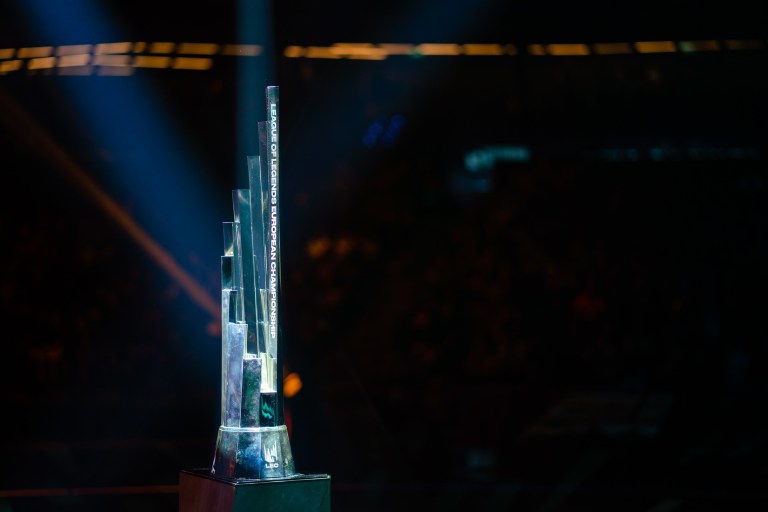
(1, 1), (768, 510)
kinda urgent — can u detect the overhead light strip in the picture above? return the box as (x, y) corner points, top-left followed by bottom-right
(0, 39), (764, 76)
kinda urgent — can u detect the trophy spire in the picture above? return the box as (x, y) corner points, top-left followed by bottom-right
(181, 86), (328, 512)
(212, 85), (293, 480)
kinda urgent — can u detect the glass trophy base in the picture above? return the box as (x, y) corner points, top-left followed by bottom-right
(212, 425), (295, 480)
(180, 469), (330, 512)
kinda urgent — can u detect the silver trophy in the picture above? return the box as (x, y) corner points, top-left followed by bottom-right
(180, 86), (329, 511)
(212, 85), (294, 480)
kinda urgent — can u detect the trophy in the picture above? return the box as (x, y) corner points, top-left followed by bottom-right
(180, 86), (330, 511)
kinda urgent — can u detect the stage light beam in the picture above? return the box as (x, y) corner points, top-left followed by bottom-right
(0, 89), (219, 318)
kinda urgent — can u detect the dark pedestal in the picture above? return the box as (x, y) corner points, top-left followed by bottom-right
(179, 469), (331, 512)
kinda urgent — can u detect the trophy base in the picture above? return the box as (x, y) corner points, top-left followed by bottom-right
(212, 425), (295, 480)
(179, 469), (331, 512)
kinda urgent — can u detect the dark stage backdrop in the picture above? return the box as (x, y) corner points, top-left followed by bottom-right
(1, 1), (767, 510)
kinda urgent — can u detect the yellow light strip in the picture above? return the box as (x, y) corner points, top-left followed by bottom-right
(379, 43), (414, 55)
(28, 57), (57, 69)
(329, 44), (387, 58)
(417, 43), (462, 55)
(58, 54), (91, 67)
(305, 47), (340, 59)
(463, 44), (504, 55)
(177, 42), (219, 55)
(95, 42), (132, 54)
(56, 45), (92, 56)
(635, 41), (676, 53)
(18, 46), (53, 58)
(2, 38), (765, 76)
(283, 46), (304, 58)
(0, 60), (22, 72)
(172, 57), (213, 70)
(346, 54), (387, 60)
(546, 43), (590, 56)
(149, 42), (175, 54)
(133, 55), (170, 68)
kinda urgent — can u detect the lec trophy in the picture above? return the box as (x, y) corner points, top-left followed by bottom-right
(180, 86), (330, 512)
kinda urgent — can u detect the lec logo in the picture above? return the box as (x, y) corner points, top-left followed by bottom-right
(264, 441), (279, 469)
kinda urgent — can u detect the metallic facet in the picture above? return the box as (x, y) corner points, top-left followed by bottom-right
(224, 322), (246, 427)
(233, 189), (260, 355)
(240, 356), (262, 427)
(221, 256), (233, 291)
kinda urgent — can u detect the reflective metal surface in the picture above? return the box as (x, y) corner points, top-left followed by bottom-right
(211, 86), (294, 480)
(212, 425), (295, 480)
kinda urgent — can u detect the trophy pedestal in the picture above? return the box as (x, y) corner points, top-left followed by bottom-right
(179, 469), (331, 512)
(212, 425), (295, 480)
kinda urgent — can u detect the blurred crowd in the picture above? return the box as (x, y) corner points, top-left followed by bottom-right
(2, 120), (767, 489)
